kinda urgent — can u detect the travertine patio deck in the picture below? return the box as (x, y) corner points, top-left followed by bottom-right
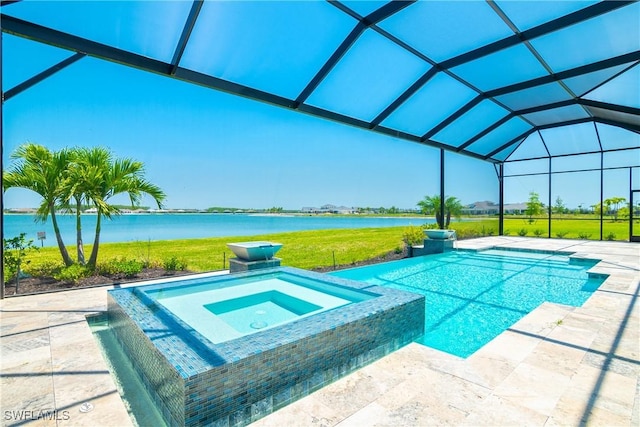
(1, 237), (638, 426)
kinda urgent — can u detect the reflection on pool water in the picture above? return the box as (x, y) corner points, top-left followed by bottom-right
(332, 248), (606, 358)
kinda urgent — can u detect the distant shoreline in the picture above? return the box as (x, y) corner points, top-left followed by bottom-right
(3, 211), (428, 219)
(4, 213), (433, 247)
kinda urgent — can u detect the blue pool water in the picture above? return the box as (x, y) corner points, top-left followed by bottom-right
(205, 291), (323, 333)
(331, 249), (605, 358)
(139, 274), (372, 343)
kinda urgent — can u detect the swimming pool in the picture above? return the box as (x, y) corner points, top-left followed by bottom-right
(331, 249), (606, 358)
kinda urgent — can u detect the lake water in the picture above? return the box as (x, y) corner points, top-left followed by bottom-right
(2, 214), (432, 247)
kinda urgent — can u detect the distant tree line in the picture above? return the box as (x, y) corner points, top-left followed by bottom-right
(525, 191), (631, 223)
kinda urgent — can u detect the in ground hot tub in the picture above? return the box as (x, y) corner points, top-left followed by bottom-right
(107, 267), (424, 426)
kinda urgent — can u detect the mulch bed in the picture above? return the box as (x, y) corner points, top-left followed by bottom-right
(3, 250), (409, 297)
(310, 250), (407, 273)
(2, 268), (194, 297)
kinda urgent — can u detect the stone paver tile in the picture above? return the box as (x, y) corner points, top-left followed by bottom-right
(508, 303), (572, 337)
(548, 392), (634, 427)
(545, 393), (633, 427)
(1, 412), (58, 427)
(545, 394), (589, 426)
(580, 294), (626, 320)
(523, 339), (587, 377)
(0, 316), (50, 339)
(51, 369), (119, 410)
(461, 353), (519, 389)
(368, 344), (440, 378)
(253, 395), (340, 427)
(413, 371), (490, 415)
(339, 398), (468, 427)
(478, 329), (543, 364)
(493, 362), (572, 415)
(565, 364), (637, 416)
(0, 372), (55, 420)
(55, 389), (133, 427)
(311, 368), (401, 419)
(545, 317), (599, 349)
(47, 313), (91, 330)
(462, 394), (548, 427)
(582, 350), (640, 379)
(50, 339), (105, 373)
(1, 344), (51, 372)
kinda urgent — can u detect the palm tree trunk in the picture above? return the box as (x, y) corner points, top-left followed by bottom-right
(435, 211), (443, 229)
(445, 211), (451, 228)
(50, 203), (74, 266)
(75, 198), (85, 265)
(88, 211), (102, 267)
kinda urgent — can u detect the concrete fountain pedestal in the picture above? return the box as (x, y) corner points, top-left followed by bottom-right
(227, 241), (283, 273)
(410, 230), (456, 256)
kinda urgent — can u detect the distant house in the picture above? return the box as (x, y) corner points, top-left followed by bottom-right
(6, 207), (37, 214)
(335, 206), (355, 214)
(503, 203), (528, 214)
(463, 201), (499, 215)
(463, 201), (528, 215)
(301, 204), (355, 214)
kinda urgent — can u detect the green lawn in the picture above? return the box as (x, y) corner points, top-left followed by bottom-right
(18, 216), (633, 276)
(23, 227), (409, 274)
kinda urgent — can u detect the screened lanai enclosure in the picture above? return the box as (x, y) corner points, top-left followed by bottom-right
(2, 1), (640, 240)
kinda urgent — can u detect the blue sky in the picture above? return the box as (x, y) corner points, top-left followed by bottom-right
(3, 54), (499, 210)
(2, 1), (638, 211)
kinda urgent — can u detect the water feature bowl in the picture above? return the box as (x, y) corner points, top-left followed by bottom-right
(227, 241), (283, 261)
(424, 229), (455, 240)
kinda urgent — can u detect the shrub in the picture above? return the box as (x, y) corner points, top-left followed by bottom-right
(533, 229), (544, 237)
(54, 264), (92, 284)
(455, 228), (478, 240)
(3, 233), (39, 289)
(402, 226), (424, 247)
(98, 258), (143, 277)
(163, 256), (187, 271)
(555, 231), (568, 238)
(477, 226), (495, 237)
(605, 232), (616, 241)
(518, 228), (528, 237)
(578, 232), (592, 240)
(25, 260), (64, 277)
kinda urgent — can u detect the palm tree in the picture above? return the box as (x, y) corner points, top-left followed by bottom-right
(417, 194), (464, 229)
(604, 196), (626, 221)
(3, 144), (75, 266)
(60, 147), (109, 265)
(78, 148), (166, 267)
